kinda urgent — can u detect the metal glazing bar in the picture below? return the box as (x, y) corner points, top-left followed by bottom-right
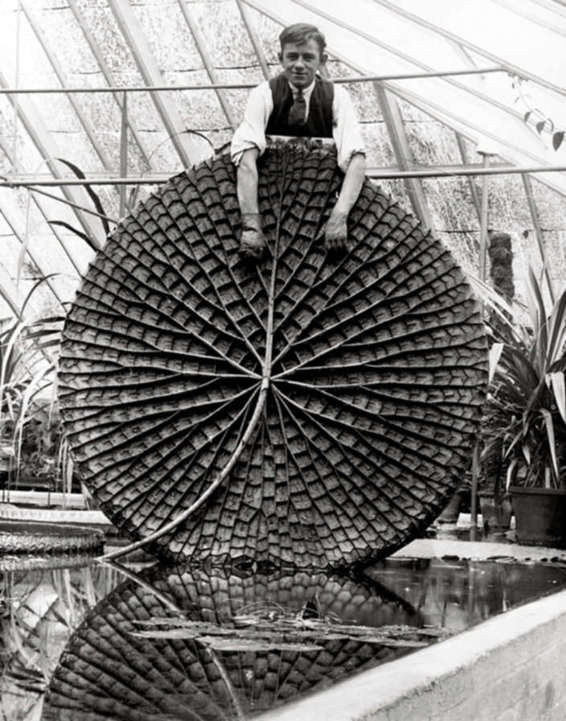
(528, 0), (566, 20)
(0, 184), (117, 223)
(448, 40), (480, 70)
(0, 67), (506, 95)
(176, 0), (237, 129)
(67, 0), (153, 169)
(455, 133), (482, 223)
(0, 134), (83, 275)
(372, 0), (566, 98)
(374, 83), (433, 229)
(21, 1), (112, 171)
(0, 161), (508, 184)
(384, 81), (557, 175)
(108, 0), (203, 168)
(491, 0), (566, 37)
(0, 203), (65, 307)
(0, 70), (104, 248)
(471, 152), (492, 533)
(522, 173), (555, 303)
(119, 91), (128, 217)
(13, 0), (22, 169)
(478, 154), (491, 283)
(235, 0), (271, 79)
(3, 163), (566, 186)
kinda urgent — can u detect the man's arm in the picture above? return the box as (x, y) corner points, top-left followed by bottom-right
(325, 152), (366, 251)
(236, 147), (266, 259)
(326, 85), (366, 252)
(237, 147), (260, 215)
(231, 84), (273, 260)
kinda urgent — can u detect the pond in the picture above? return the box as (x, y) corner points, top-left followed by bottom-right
(2, 554), (566, 720)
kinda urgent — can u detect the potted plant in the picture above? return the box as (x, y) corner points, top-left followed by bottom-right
(477, 268), (566, 547)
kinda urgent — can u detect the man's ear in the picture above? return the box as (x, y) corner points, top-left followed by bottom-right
(278, 51), (283, 64)
(321, 52), (328, 66)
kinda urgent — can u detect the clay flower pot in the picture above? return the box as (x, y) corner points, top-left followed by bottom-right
(510, 486), (566, 548)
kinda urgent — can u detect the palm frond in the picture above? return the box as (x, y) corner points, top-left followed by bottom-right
(474, 267), (566, 489)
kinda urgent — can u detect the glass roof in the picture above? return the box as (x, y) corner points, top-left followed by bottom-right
(0, 0), (564, 314)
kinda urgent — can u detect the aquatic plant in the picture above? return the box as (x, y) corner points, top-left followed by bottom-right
(57, 143), (488, 566)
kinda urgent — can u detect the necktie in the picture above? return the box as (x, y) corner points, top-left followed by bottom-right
(288, 89), (307, 128)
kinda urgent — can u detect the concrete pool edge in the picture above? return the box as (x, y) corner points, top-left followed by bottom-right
(254, 538), (566, 721)
(392, 537), (566, 562)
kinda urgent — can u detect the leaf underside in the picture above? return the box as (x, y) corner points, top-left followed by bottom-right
(58, 143), (487, 567)
(43, 565), (426, 720)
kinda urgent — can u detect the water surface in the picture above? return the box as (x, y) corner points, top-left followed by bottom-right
(2, 555), (566, 720)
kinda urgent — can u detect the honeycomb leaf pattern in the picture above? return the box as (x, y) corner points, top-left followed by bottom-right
(42, 564), (421, 721)
(58, 142), (487, 566)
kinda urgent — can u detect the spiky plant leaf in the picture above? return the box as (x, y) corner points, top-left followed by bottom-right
(477, 269), (566, 489)
(548, 372), (566, 424)
(48, 220), (99, 252)
(54, 158), (110, 236)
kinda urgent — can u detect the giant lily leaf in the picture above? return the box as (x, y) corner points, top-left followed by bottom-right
(58, 144), (487, 566)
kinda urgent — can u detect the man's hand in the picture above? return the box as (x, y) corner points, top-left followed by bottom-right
(324, 208), (349, 253)
(239, 212), (266, 261)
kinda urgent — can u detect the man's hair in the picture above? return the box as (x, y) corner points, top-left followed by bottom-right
(279, 23), (327, 55)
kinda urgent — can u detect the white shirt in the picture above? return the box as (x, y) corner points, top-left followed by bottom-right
(231, 77), (366, 172)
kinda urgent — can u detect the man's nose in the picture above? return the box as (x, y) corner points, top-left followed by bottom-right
(294, 55), (305, 68)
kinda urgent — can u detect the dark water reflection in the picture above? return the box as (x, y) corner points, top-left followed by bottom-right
(366, 557), (566, 633)
(1, 556), (566, 720)
(41, 563), (424, 721)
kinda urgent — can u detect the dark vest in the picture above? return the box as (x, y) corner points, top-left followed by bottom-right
(265, 74), (334, 138)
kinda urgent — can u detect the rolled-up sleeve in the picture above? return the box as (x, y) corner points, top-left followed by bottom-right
(332, 85), (366, 172)
(231, 82), (273, 166)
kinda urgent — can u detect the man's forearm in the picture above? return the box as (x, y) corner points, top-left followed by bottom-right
(324, 152), (366, 251)
(237, 148), (260, 215)
(236, 147), (266, 259)
(333, 152), (366, 217)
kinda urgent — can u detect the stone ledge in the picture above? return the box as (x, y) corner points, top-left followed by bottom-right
(394, 537), (566, 563)
(253, 541), (566, 721)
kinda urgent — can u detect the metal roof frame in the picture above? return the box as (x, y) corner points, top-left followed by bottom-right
(373, 82), (432, 228)
(0, 0), (564, 317)
(0, 133), (84, 276)
(67, 0), (153, 171)
(240, 0), (566, 199)
(372, 0), (566, 98)
(0, 70), (106, 249)
(176, 0), (237, 130)
(20, 1), (113, 172)
(107, 0), (207, 169)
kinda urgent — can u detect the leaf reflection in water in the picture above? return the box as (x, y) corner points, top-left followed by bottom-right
(42, 562), (437, 721)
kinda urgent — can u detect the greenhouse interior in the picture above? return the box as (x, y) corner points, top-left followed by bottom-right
(1, 1), (566, 720)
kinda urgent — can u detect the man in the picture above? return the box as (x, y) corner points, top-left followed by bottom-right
(231, 23), (366, 260)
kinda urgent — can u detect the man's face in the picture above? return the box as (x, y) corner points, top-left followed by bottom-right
(279, 38), (326, 89)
